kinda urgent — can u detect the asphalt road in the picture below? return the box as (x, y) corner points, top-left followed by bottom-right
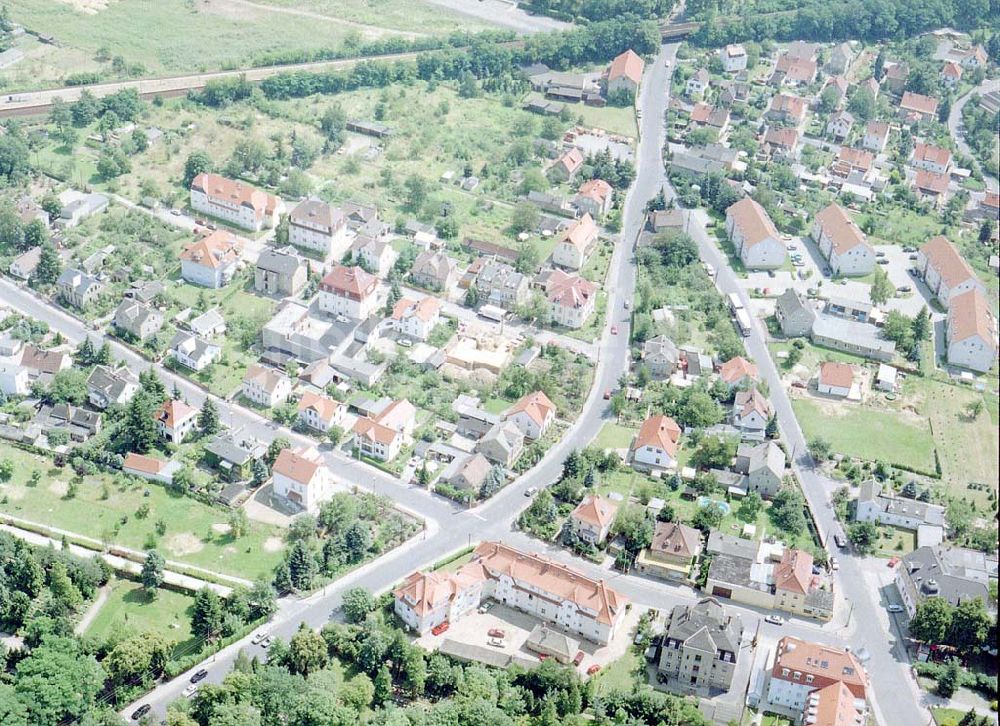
(948, 77), (1000, 194)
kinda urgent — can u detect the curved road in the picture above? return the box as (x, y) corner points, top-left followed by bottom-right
(948, 77), (1000, 193)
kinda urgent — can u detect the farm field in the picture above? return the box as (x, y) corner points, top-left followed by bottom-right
(0, 0), (480, 89)
(0, 447), (285, 581)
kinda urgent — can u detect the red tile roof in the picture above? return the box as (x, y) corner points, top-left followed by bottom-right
(608, 49), (645, 85)
(123, 453), (167, 475)
(506, 390), (556, 428)
(180, 230), (243, 269)
(814, 203), (870, 256)
(915, 169), (949, 195)
(726, 197), (779, 249)
(948, 288), (995, 345)
(921, 236), (977, 290)
(772, 636), (868, 700)
(719, 355), (758, 384)
(191, 173), (280, 219)
(913, 142), (951, 168)
(571, 495), (618, 528)
(272, 448), (321, 485)
(900, 91), (938, 116)
(819, 361), (854, 389)
(155, 399), (197, 430)
(633, 414), (681, 456)
(320, 265), (377, 298)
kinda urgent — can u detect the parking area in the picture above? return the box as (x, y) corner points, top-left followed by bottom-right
(414, 602), (643, 677)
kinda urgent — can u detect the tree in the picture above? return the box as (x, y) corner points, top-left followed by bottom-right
(690, 435), (736, 470)
(936, 657), (961, 698)
(818, 84), (840, 113)
(873, 48), (886, 81)
(737, 492), (763, 523)
(912, 305), (931, 343)
(509, 201), (540, 234)
(342, 586), (377, 623)
(13, 637), (105, 725)
(44, 369), (88, 406)
(124, 392), (158, 453)
(869, 267), (894, 306)
(192, 587), (225, 641)
(464, 285), (480, 307)
(199, 397), (221, 435)
(184, 150), (213, 187)
(947, 598), (991, 654)
(847, 521), (878, 554)
(909, 596), (952, 644)
(404, 174), (428, 212)
(692, 502), (726, 532)
(0, 458), (12, 482)
(227, 508), (249, 538)
(140, 550), (165, 593)
(287, 540), (318, 591)
(847, 87), (876, 121)
(374, 665), (393, 706)
(809, 436), (832, 461)
(267, 437), (291, 465)
(320, 103), (347, 142)
(47, 561), (82, 613)
(770, 488), (806, 535)
(288, 622), (328, 676)
(765, 413), (779, 439)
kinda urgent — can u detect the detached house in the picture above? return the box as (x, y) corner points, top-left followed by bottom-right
(350, 234), (395, 276)
(574, 179), (613, 219)
(947, 288), (996, 373)
(766, 637), (868, 720)
(57, 268), (102, 309)
(552, 213), (598, 270)
(242, 364), (292, 408)
(505, 390), (555, 440)
(825, 110), (854, 141)
(272, 447), (334, 513)
(720, 44), (747, 72)
(113, 299), (164, 342)
(732, 387), (770, 437)
(725, 198), (785, 270)
(862, 121), (890, 153)
(686, 68), (710, 97)
(168, 331), (220, 372)
(180, 230), (244, 288)
(189, 172), (283, 231)
(548, 148), (584, 183)
(477, 420), (525, 468)
(811, 203), (875, 276)
(911, 142), (952, 174)
(940, 61), (963, 88)
(855, 480), (945, 532)
(637, 521), (703, 581)
(353, 398), (416, 462)
(154, 398), (198, 443)
(817, 361), (854, 397)
(392, 297), (441, 341)
(914, 169), (950, 204)
(766, 94), (808, 125)
(569, 495), (618, 546)
(297, 391), (345, 433)
(656, 598), (743, 693)
(254, 246), (308, 297)
(204, 432), (266, 482)
(734, 441), (785, 498)
(86, 365), (139, 410)
(917, 236), (985, 308)
(411, 250), (458, 291)
(605, 49), (644, 96)
(719, 356), (758, 389)
(774, 288), (815, 338)
(9, 247), (41, 281)
(899, 91), (939, 122)
(288, 198), (347, 258)
(546, 270), (597, 329)
(642, 335), (680, 378)
(631, 414), (681, 473)
(319, 265), (379, 320)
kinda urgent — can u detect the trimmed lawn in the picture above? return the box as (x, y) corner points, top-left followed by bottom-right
(874, 524), (917, 558)
(591, 648), (642, 695)
(574, 105), (638, 138)
(593, 423), (636, 450)
(0, 447), (284, 581)
(790, 397), (936, 474)
(483, 396), (514, 415)
(86, 578), (197, 657)
(761, 716), (794, 726)
(931, 708), (972, 726)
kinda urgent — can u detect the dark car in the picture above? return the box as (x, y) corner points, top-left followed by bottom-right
(190, 668), (209, 683)
(131, 704), (151, 721)
(834, 533), (847, 549)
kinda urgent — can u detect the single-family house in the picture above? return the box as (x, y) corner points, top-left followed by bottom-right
(319, 265), (379, 319)
(574, 179), (613, 219)
(766, 94), (808, 125)
(774, 288), (815, 337)
(190, 172), (283, 231)
(445, 453), (492, 493)
(297, 391), (345, 433)
(734, 441), (785, 498)
(112, 299), (164, 341)
(86, 365), (139, 410)
(122, 453), (181, 485)
(272, 447), (334, 513)
(631, 414), (681, 473)
(940, 61), (963, 88)
(353, 398), (416, 462)
(825, 110), (854, 140)
(242, 364), (292, 408)
(168, 331), (220, 371)
(720, 44), (747, 73)
(56, 268), (102, 309)
(946, 288), (996, 373)
(811, 203), (875, 276)
(350, 234), (395, 276)
(899, 91), (939, 122)
(911, 142), (952, 174)
(862, 121), (890, 153)
(686, 68), (710, 97)
(180, 230), (244, 288)
(411, 250), (458, 291)
(642, 335), (680, 378)
(288, 198), (348, 257)
(392, 296), (441, 341)
(762, 127), (799, 160)
(719, 356), (758, 389)
(774, 55), (817, 87)
(477, 420), (525, 467)
(817, 361), (854, 397)
(917, 236), (984, 307)
(9, 247), (41, 281)
(855, 480), (945, 531)
(548, 147), (584, 183)
(725, 198), (785, 270)
(154, 398), (198, 443)
(731, 387), (770, 436)
(825, 42), (855, 75)
(504, 390), (556, 440)
(546, 269), (597, 329)
(637, 521), (702, 581)
(569, 495), (618, 545)
(552, 213), (598, 270)
(605, 49), (644, 96)
(914, 169), (950, 204)
(254, 246), (308, 297)
(203, 432), (266, 482)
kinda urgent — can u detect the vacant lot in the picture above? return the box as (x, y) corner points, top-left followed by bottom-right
(593, 423), (635, 450)
(0, 447), (284, 581)
(86, 578), (197, 657)
(791, 396), (937, 474)
(1, 0), (478, 88)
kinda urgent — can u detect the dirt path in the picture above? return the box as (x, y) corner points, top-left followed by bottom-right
(215, 0), (429, 39)
(74, 584), (112, 635)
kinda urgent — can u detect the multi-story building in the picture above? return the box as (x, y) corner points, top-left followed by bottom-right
(319, 265), (379, 320)
(636, 521), (702, 581)
(288, 198), (348, 258)
(720, 44), (747, 72)
(180, 231), (244, 289)
(656, 598), (743, 693)
(57, 268), (102, 309)
(353, 398), (416, 462)
(946, 288), (996, 373)
(242, 364), (292, 408)
(911, 142), (952, 174)
(394, 541), (630, 645)
(154, 398), (198, 444)
(168, 331), (221, 372)
(765, 637), (868, 719)
(630, 414), (681, 473)
(254, 246), (308, 297)
(546, 270), (597, 329)
(917, 236), (985, 308)
(642, 335), (680, 378)
(86, 365), (139, 410)
(552, 214), (598, 270)
(113, 299), (164, 342)
(297, 391), (345, 433)
(391, 297), (441, 341)
(189, 172), (283, 231)
(605, 49), (644, 96)
(504, 390), (555, 440)
(855, 480), (945, 531)
(894, 545), (996, 619)
(568, 495), (618, 545)
(725, 198), (785, 270)
(811, 203), (875, 277)
(732, 387), (770, 438)
(272, 447), (335, 513)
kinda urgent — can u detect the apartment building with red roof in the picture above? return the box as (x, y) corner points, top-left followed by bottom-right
(811, 203), (874, 277)
(725, 198), (785, 270)
(917, 236), (985, 308)
(546, 269), (597, 329)
(766, 636), (868, 717)
(504, 390), (556, 440)
(180, 230), (245, 289)
(297, 391), (345, 433)
(318, 264), (379, 320)
(190, 172), (284, 231)
(272, 447), (334, 513)
(946, 288), (997, 373)
(353, 398), (416, 462)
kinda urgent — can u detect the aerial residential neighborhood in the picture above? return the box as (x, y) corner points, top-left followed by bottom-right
(0, 2), (995, 726)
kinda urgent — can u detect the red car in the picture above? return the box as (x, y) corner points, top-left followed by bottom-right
(587, 664), (601, 675)
(431, 622), (450, 636)
(488, 628), (506, 639)
(573, 651), (584, 666)
(603, 389), (611, 400)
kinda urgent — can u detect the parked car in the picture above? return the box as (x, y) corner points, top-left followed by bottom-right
(829, 557), (840, 571)
(190, 669), (209, 683)
(195, 219), (206, 226)
(260, 636), (274, 648)
(398, 338), (412, 348)
(623, 299), (630, 310)
(488, 637), (504, 648)
(182, 685), (199, 698)
(131, 705), (151, 721)
(886, 604), (904, 613)
(488, 628), (506, 638)
(877, 258), (889, 265)
(603, 389), (612, 400)
(170, 208), (182, 216)
(431, 622), (450, 636)
(764, 614), (785, 625)
(610, 325), (618, 335)
(833, 533), (847, 549)
(573, 651), (585, 666)
(524, 487), (538, 497)
(908, 254), (919, 260)
(587, 664), (601, 675)
(251, 631), (268, 645)
(876, 250), (886, 257)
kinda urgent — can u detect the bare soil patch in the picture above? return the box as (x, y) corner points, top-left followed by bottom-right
(166, 532), (204, 556)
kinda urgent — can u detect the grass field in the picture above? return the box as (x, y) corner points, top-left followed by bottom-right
(930, 708), (973, 726)
(791, 397), (937, 473)
(593, 423), (636, 450)
(874, 524), (917, 558)
(1, 0), (479, 88)
(0, 447), (284, 581)
(574, 104), (638, 138)
(86, 578), (198, 657)
(591, 648), (642, 695)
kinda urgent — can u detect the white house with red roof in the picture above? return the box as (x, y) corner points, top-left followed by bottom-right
(505, 390), (555, 440)
(947, 289), (997, 373)
(817, 361), (854, 398)
(319, 265), (379, 320)
(861, 120), (890, 153)
(569, 495), (619, 545)
(272, 447), (334, 513)
(154, 398), (198, 443)
(353, 398), (416, 462)
(548, 147), (584, 183)
(732, 387), (770, 437)
(123, 453), (181, 485)
(391, 297), (441, 341)
(899, 91), (939, 122)
(552, 213), (599, 271)
(811, 203), (875, 277)
(940, 61), (963, 88)
(718, 356), (758, 389)
(605, 49), (644, 96)
(190, 172), (284, 231)
(765, 636), (868, 717)
(297, 391), (345, 433)
(180, 230), (245, 288)
(546, 270), (597, 329)
(917, 236), (985, 308)
(574, 179), (613, 219)
(393, 569), (483, 635)
(725, 198), (785, 270)
(631, 414), (681, 473)
(911, 142), (952, 174)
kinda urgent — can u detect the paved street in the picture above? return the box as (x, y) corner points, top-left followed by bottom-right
(948, 77), (1000, 194)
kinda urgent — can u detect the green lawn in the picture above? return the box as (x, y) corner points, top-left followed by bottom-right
(854, 207), (956, 248)
(484, 397), (514, 415)
(591, 648), (642, 695)
(931, 707), (974, 726)
(593, 423), (636, 450)
(86, 578), (197, 657)
(574, 104), (638, 138)
(874, 524), (917, 558)
(0, 447), (284, 581)
(791, 397), (936, 474)
(761, 716), (794, 726)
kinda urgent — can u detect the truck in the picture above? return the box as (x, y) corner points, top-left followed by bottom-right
(734, 308), (752, 336)
(727, 292), (744, 313)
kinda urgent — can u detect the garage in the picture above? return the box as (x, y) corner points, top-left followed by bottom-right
(711, 586), (733, 599)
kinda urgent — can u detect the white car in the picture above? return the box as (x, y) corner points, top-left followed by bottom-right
(251, 631), (268, 645)
(182, 685), (199, 698)
(887, 604), (904, 613)
(829, 557), (840, 571)
(524, 487), (538, 497)
(764, 614), (785, 626)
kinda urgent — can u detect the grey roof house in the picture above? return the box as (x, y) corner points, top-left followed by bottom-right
(113, 299), (164, 341)
(774, 288), (815, 338)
